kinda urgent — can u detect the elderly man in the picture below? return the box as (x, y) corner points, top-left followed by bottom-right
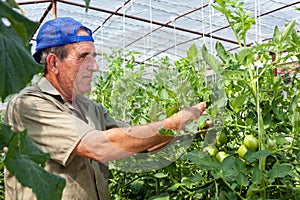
(4, 17), (210, 199)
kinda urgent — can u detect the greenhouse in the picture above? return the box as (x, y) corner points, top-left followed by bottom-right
(0, 0), (300, 199)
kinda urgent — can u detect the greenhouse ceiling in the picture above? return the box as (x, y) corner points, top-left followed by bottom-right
(17, 0), (300, 69)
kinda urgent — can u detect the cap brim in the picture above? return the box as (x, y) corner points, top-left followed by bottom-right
(33, 50), (41, 63)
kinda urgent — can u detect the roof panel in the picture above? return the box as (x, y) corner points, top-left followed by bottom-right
(15, 0), (300, 65)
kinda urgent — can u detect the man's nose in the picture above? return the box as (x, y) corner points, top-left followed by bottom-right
(84, 55), (99, 72)
(90, 57), (99, 72)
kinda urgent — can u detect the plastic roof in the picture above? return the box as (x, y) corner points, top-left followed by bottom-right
(17, 0), (300, 68)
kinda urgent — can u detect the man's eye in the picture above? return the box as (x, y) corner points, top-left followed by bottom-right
(79, 53), (89, 59)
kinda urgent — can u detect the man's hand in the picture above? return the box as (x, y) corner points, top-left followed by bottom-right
(163, 102), (212, 131)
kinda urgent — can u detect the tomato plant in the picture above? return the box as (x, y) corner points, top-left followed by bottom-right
(237, 144), (248, 158)
(243, 135), (258, 150)
(216, 132), (228, 147)
(204, 145), (218, 156)
(91, 1), (300, 199)
(216, 151), (229, 163)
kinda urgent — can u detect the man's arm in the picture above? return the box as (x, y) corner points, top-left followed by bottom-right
(73, 102), (209, 162)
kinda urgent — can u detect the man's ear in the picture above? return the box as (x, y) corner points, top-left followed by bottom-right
(47, 53), (58, 74)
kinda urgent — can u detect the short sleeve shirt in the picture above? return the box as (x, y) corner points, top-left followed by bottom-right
(4, 77), (120, 200)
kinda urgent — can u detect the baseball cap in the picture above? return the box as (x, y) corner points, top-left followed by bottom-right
(33, 17), (94, 62)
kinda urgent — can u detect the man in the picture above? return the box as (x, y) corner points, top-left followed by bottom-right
(4, 17), (210, 199)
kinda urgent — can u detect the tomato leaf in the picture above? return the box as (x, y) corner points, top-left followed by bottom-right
(280, 20), (295, 43)
(252, 165), (262, 184)
(221, 156), (239, 181)
(267, 163), (293, 180)
(187, 44), (198, 60)
(201, 45), (223, 76)
(182, 151), (220, 170)
(237, 174), (249, 187)
(216, 41), (231, 63)
(244, 150), (271, 164)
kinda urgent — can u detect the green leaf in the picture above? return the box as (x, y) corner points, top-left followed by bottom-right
(169, 183), (180, 191)
(280, 20), (295, 43)
(154, 172), (168, 178)
(246, 183), (260, 199)
(252, 165), (262, 184)
(6, 0), (20, 9)
(148, 193), (170, 200)
(0, 1), (38, 43)
(272, 26), (281, 44)
(4, 129), (66, 200)
(166, 106), (179, 117)
(221, 156), (239, 180)
(244, 150), (271, 163)
(202, 45), (223, 76)
(237, 174), (249, 187)
(216, 41), (231, 63)
(0, 2), (43, 100)
(235, 47), (253, 63)
(187, 44), (198, 60)
(149, 103), (158, 121)
(84, 0), (91, 12)
(183, 151), (220, 170)
(158, 127), (177, 137)
(129, 180), (143, 194)
(160, 89), (169, 100)
(0, 124), (14, 149)
(197, 115), (211, 129)
(268, 163), (292, 179)
(230, 94), (247, 112)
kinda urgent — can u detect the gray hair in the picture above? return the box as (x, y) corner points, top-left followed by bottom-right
(39, 45), (68, 74)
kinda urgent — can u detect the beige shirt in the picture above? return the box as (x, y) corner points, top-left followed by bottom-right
(4, 77), (121, 200)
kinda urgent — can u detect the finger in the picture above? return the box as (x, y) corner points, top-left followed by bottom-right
(202, 111), (208, 115)
(194, 102), (207, 114)
(205, 120), (213, 127)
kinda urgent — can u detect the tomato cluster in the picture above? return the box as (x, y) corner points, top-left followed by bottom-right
(237, 135), (259, 158)
(204, 133), (260, 162)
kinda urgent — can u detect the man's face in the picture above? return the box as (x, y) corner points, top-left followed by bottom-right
(56, 29), (98, 100)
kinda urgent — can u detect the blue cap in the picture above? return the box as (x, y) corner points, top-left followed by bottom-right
(33, 17), (94, 62)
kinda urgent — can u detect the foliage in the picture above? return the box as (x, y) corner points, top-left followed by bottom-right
(90, 1), (300, 199)
(0, 1), (66, 199)
(91, 45), (209, 125)
(0, 125), (66, 200)
(1, 0), (300, 199)
(0, 113), (4, 200)
(0, 1), (43, 100)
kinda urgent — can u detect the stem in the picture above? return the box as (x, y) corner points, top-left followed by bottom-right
(156, 178), (160, 195)
(255, 62), (267, 199)
(233, 124), (256, 131)
(215, 180), (219, 200)
(222, 178), (247, 200)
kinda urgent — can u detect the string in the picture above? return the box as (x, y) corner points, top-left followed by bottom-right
(209, 0), (216, 82)
(201, 0), (207, 85)
(258, 0), (262, 43)
(173, 18), (177, 59)
(149, 0), (153, 66)
(123, 1), (126, 71)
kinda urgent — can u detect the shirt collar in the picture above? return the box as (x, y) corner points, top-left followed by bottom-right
(38, 77), (90, 110)
(38, 77), (62, 97)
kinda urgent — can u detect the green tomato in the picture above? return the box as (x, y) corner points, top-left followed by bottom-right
(216, 132), (228, 146)
(267, 138), (276, 151)
(243, 135), (258, 150)
(216, 151), (229, 163)
(237, 144), (248, 158)
(204, 146), (219, 156)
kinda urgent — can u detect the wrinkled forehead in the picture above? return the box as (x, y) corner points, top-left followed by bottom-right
(66, 39), (96, 57)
